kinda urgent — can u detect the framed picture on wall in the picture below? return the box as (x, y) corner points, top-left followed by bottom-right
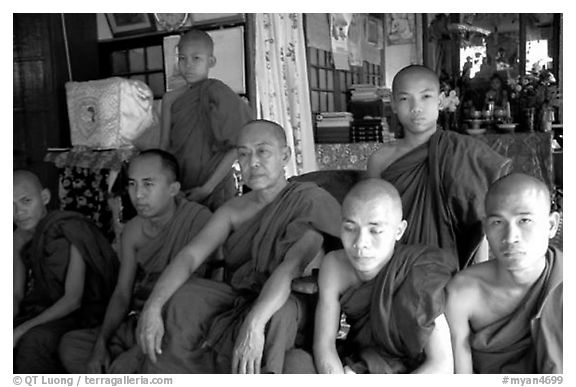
(386, 13), (415, 45)
(106, 13), (156, 37)
(163, 26), (246, 94)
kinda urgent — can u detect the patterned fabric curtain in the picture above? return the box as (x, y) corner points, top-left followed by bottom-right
(255, 13), (317, 177)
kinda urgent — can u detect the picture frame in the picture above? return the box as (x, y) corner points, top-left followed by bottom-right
(190, 13), (245, 27)
(163, 26), (246, 94)
(105, 13), (156, 37)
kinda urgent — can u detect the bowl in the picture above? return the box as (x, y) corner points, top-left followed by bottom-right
(466, 128), (486, 135)
(497, 123), (517, 132)
(468, 119), (484, 129)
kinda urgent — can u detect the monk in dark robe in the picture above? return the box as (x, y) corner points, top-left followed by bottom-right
(58, 150), (212, 373)
(446, 173), (563, 373)
(284, 179), (456, 374)
(367, 65), (511, 268)
(160, 29), (254, 210)
(13, 170), (118, 373)
(137, 120), (341, 373)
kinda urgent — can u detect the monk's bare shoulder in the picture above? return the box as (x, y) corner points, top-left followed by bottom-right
(448, 260), (498, 305)
(321, 250), (361, 294)
(217, 193), (261, 230)
(121, 215), (147, 251)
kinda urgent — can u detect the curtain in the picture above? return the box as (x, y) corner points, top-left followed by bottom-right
(255, 13), (317, 177)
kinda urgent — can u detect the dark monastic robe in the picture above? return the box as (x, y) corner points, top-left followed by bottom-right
(14, 211), (119, 373)
(58, 199), (212, 374)
(169, 78), (254, 209)
(471, 247), (563, 374)
(143, 181), (342, 374)
(381, 130), (511, 268)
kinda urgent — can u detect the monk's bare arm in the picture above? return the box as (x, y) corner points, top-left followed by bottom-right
(412, 313), (454, 374)
(366, 149), (385, 178)
(138, 204), (233, 361)
(445, 275), (475, 373)
(14, 244), (86, 345)
(87, 219), (141, 372)
(232, 229), (324, 374)
(159, 86), (187, 150)
(313, 251), (347, 374)
(13, 233), (27, 319)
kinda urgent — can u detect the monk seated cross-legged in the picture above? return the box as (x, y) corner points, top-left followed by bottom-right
(446, 173), (563, 374)
(13, 170), (119, 374)
(136, 119), (342, 373)
(59, 149), (213, 373)
(284, 178), (457, 374)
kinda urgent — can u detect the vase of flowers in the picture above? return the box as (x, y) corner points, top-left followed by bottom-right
(438, 87), (461, 131)
(508, 68), (560, 132)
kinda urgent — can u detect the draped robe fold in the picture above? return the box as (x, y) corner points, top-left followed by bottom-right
(339, 244), (456, 373)
(58, 199), (212, 373)
(14, 211), (119, 373)
(144, 181), (342, 373)
(381, 130), (511, 268)
(471, 247), (563, 374)
(168, 78), (254, 208)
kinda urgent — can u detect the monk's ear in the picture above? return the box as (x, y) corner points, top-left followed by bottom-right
(281, 146), (292, 165)
(209, 56), (216, 68)
(41, 188), (51, 206)
(547, 211), (560, 239)
(395, 219), (408, 241)
(169, 181), (181, 197)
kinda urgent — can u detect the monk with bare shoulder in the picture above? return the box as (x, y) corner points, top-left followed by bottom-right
(446, 173), (562, 374)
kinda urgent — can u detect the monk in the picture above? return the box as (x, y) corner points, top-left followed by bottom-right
(446, 173), (562, 373)
(160, 29), (254, 210)
(58, 149), (212, 373)
(284, 179), (456, 374)
(137, 119), (342, 373)
(13, 170), (118, 373)
(367, 65), (511, 268)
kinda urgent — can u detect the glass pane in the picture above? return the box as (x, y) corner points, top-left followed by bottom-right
(525, 14), (555, 73)
(327, 71), (334, 90)
(130, 74), (146, 84)
(309, 68), (318, 88)
(146, 45), (163, 70)
(148, 72), (165, 98)
(311, 91), (319, 112)
(320, 92), (328, 111)
(309, 48), (317, 65)
(319, 69), (327, 89)
(129, 48), (145, 73)
(327, 92), (334, 111)
(111, 51), (128, 74)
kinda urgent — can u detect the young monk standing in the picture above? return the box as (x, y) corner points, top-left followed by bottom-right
(13, 170), (118, 373)
(160, 29), (254, 210)
(58, 149), (212, 373)
(446, 173), (562, 374)
(367, 65), (511, 268)
(284, 179), (456, 374)
(137, 120), (342, 373)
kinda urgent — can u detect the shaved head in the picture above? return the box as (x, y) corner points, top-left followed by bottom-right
(14, 170), (44, 192)
(343, 178), (403, 221)
(486, 173), (551, 214)
(178, 29), (214, 55)
(240, 119), (288, 147)
(392, 64), (440, 96)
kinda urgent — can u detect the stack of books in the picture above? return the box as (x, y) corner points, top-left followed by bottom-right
(350, 84), (392, 102)
(351, 118), (384, 143)
(315, 112), (353, 143)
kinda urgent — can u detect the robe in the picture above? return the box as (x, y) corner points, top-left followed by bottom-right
(341, 244), (456, 373)
(14, 211), (119, 373)
(168, 78), (254, 209)
(144, 181), (342, 374)
(471, 247), (563, 374)
(381, 130), (511, 268)
(282, 244), (456, 374)
(59, 199), (212, 373)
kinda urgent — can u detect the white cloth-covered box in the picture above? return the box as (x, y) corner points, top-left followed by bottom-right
(66, 77), (156, 149)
